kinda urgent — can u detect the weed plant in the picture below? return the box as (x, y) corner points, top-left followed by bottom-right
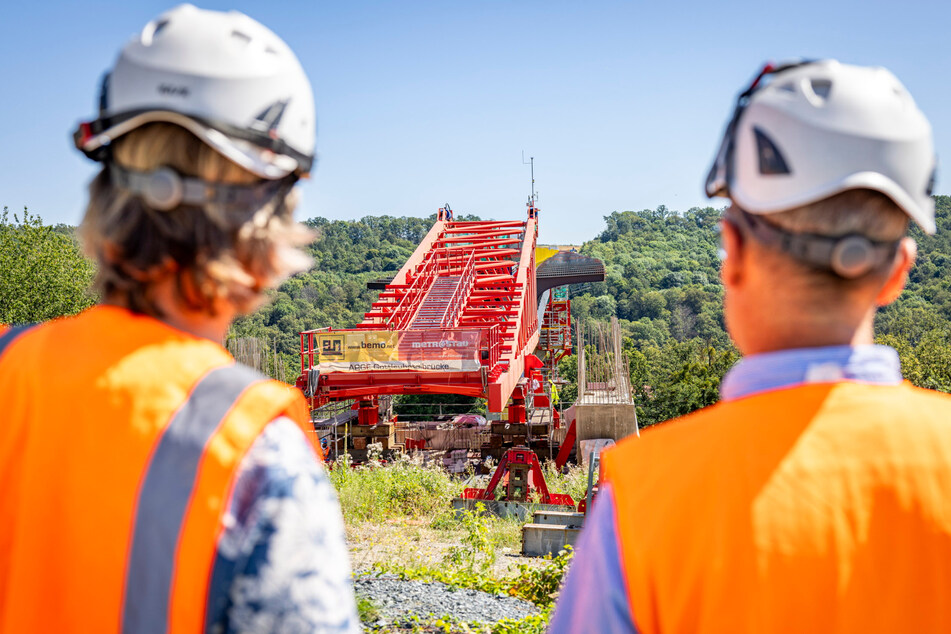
(430, 507), (522, 553)
(357, 596), (382, 624)
(366, 501), (573, 632)
(441, 504), (497, 572)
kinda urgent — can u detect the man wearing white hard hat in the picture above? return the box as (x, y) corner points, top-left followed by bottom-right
(551, 60), (951, 633)
(0, 5), (358, 632)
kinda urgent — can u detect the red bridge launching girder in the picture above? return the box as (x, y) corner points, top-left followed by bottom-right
(298, 204), (541, 412)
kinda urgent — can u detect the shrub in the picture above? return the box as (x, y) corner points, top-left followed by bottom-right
(0, 208), (96, 324)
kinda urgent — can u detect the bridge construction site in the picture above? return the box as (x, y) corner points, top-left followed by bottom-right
(293, 201), (637, 554)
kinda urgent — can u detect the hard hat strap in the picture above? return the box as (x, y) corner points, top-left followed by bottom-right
(109, 163), (295, 213)
(726, 206), (899, 279)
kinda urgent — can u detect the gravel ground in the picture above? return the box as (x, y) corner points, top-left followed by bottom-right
(354, 573), (538, 627)
(346, 520), (544, 578)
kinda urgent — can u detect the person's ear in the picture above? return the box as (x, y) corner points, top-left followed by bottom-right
(876, 237), (916, 306)
(720, 219), (746, 288)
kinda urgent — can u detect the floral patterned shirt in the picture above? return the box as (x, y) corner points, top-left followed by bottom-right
(204, 417), (359, 633)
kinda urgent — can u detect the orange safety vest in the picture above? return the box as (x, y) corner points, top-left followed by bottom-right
(603, 381), (951, 634)
(0, 306), (318, 634)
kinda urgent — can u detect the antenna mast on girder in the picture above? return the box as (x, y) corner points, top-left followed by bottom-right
(522, 151), (536, 205)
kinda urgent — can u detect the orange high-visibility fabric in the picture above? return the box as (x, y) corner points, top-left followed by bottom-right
(603, 381), (951, 634)
(0, 306), (315, 634)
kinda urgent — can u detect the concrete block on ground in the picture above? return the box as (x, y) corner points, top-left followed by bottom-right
(521, 524), (580, 557)
(531, 511), (585, 528)
(451, 498), (574, 522)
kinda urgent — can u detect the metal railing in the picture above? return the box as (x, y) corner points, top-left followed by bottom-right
(516, 249), (538, 354)
(441, 251), (476, 328)
(483, 324), (501, 369)
(387, 253), (439, 330)
(300, 327), (331, 374)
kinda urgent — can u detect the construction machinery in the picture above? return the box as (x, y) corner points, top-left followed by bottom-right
(294, 201), (607, 512)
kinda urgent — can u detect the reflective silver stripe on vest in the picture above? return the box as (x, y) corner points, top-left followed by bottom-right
(0, 324), (37, 360)
(122, 363), (265, 634)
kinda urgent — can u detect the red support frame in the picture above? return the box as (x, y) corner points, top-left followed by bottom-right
(554, 418), (577, 469)
(461, 447), (575, 506)
(297, 206), (544, 413)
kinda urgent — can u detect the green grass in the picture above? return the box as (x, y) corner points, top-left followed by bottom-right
(330, 452), (590, 523)
(329, 453), (464, 523)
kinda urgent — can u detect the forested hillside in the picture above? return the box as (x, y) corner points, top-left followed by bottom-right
(877, 195), (951, 391)
(6, 197), (951, 426)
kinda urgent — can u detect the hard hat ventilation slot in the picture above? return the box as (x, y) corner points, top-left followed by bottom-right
(98, 73), (111, 114)
(141, 19), (169, 46)
(250, 100), (289, 133)
(153, 20), (169, 36)
(230, 30), (252, 45)
(753, 127), (791, 176)
(809, 79), (832, 100)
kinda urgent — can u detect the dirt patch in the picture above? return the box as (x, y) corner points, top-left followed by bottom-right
(347, 519), (547, 577)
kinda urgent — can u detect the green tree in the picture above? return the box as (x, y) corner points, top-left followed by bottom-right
(0, 208), (96, 324)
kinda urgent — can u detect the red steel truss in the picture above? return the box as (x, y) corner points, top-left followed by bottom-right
(298, 205), (542, 412)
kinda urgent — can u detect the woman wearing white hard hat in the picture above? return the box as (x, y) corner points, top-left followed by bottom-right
(0, 5), (358, 632)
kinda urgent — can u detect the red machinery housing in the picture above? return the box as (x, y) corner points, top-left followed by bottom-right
(297, 205), (542, 413)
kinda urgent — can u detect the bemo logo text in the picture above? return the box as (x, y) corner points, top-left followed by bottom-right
(361, 341), (387, 349)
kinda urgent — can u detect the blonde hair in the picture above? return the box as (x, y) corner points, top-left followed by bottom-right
(79, 123), (313, 316)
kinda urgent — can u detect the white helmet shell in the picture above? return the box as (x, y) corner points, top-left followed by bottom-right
(709, 60), (937, 234)
(76, 4), (315, 179)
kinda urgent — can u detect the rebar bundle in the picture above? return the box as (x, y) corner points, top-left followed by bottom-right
(227, 336), (287, 383)
(576, 317), (634, 405)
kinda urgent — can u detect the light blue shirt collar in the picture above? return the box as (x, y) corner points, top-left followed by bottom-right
(720, 344), (902, 402)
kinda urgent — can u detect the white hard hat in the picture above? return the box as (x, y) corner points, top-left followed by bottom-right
(706, 60), (937, 234)
(74, 4), (315, 180)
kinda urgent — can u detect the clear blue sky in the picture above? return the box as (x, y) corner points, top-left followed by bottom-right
(1, 0), (949, 245)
